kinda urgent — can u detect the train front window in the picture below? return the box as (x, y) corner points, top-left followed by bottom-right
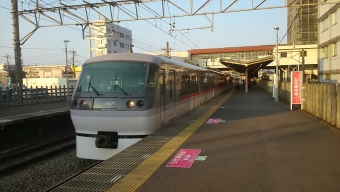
(76, 62), (158, 94)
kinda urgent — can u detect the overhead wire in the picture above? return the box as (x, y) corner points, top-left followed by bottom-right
(118, 4), (196, 49)
(139, 2), (200, 49)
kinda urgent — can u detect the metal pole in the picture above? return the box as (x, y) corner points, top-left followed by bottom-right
(64, 40), (70, 101)
(274, 26), (279, 102)
(12, 0), (23, 104)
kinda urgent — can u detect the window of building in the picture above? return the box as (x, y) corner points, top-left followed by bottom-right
(119, 32), (124, 38)
(322, 17), (329, 31)
(325, 74), (330, 80)
(322, 46), (329, 59)
(300, 51), (307, 57)
(332, 10), (338, 25)
(332, 42), (337, 56)
(280, 52), (287, 58)
(114, 41), (116, 46)
(120, 42), (124, 48)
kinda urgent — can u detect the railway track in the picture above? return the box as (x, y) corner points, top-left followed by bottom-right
(0, 132), (76, 174)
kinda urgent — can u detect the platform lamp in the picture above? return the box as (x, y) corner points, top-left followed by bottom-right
(273, 26), (279, 102)
(64, 40), (70, 101)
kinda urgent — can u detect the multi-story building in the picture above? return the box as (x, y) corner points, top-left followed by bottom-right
(318, 1), (340, 83)
(90, 19), (133, 57)
(287, 0), (318, 45)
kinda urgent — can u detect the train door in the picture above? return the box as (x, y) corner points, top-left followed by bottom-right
(159, 70), (165, 125)
(166, 70), (176, 120)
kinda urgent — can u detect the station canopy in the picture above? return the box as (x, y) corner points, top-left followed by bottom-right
(219, 55), (274, 75)
(189, 45), (276, 76)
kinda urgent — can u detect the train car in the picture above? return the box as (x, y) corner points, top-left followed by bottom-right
(70, 53), (233, 160)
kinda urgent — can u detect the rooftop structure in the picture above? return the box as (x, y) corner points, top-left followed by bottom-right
(287, 0), (318, 45)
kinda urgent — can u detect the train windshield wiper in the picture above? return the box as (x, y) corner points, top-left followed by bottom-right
(114, 83), (128, 95)
(114, 75), (128, 95)
(87, 76), (100, 96)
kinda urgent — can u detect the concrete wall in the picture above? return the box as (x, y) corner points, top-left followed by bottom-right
(258, 81), (340, 129)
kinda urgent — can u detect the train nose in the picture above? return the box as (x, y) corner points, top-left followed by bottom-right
(95, 131), (119, 149)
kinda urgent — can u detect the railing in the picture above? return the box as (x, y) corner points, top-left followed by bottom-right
(0, 85), (75, 107)
(257, 80), (340, 129)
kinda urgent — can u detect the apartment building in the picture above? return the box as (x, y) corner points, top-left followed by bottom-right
(90, 19), (133, 57)
(318, 1), (340, 83)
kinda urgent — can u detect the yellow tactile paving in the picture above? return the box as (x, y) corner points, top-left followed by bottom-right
(108, 90), (235, 192)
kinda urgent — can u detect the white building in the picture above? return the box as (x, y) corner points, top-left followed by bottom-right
(90, 19), (133, 56)
(267, 44), (318, 82)
(318, 1), (340, 83)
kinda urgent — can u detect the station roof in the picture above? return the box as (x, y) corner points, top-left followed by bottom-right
(219, 55), (274, 75)
(189, 45), (277, 76)
(188, 45), (275, 55)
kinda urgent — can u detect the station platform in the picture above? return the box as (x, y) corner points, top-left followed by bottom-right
(51, 84), (340, 192)
(0, 101), (70, 126)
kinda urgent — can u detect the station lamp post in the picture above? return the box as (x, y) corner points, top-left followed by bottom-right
(273, 26), (279, 102)
(64, 40), (70, 101)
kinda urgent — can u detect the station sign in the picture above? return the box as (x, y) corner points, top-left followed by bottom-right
(290, 71), (302, 110)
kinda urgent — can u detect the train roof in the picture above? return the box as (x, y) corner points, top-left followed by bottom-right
(84, 53), (224, 74)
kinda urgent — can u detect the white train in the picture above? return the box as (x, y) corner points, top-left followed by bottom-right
(70, 53), (233, 160)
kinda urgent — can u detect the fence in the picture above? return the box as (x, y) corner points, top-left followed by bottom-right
(0, 85), (75, 107)
(257, 81), (340, 129)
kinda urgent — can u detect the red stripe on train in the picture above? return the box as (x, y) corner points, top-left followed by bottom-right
(179, 88), (216, 101)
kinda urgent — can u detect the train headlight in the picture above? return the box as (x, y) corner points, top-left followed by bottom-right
(126, 100), (134, 108)
(79, 100), (86, 107)
(137, 100), (144, 108)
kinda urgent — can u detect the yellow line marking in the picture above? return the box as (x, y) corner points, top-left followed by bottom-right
(0, 107), (69, 120)
(108, 90), (235, 192)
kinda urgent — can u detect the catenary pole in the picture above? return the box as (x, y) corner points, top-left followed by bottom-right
(12, 0), (23, 104)
(64, 40), (70, 101)
(274, 26), (279, 102)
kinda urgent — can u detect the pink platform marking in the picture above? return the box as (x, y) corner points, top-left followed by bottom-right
(206, 118), (221, 124)
(166, 149), (201, 168)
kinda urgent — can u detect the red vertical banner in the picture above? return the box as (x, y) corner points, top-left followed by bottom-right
(291, 71), (302, 105)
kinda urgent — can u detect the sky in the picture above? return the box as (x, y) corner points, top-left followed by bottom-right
(0, 0), (287, 66)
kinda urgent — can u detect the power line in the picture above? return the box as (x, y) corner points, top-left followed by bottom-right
(119, 5), (196, 49)
(139, 3), (199, 49)
(0, 45), (62, 50)
(0, 5), (11, 10)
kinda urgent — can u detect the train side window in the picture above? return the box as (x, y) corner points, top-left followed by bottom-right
(180, 75), (190, 96)
(203, 76), (210, 90)
(169, 74), (173, 98)
(146, 64), (159, 92)
(160, 72), (165, 95)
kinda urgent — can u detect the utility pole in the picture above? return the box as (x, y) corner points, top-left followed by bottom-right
(70, 50), (76, 78)
(301, 49), (305, 83)
(161, 42), (174, 58)
(12, 0), (23, 104)
(274, 26), (279, 102)
(3, 54), (11, 88)
(64, 40), (70, 101)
